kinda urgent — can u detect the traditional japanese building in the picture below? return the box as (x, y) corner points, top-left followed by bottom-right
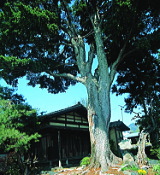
(34, 103), (129, 166)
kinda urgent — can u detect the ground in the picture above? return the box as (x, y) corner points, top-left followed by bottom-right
(51, 163), (156, 175)
(55, 165), (124, 175)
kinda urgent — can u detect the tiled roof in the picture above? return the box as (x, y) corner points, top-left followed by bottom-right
(42, 102), (86, 117)
(40, 102), (87, 122)
(40, 103), (130, 131)
(110, 120), (130, 131)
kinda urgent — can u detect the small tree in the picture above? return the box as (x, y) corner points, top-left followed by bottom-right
(0, 86), (40, 175)
(112, 48), (160, 165)
(113, 51), (160, 137)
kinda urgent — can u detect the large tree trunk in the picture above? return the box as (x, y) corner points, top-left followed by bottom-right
(86, 78), (121, 172)
(70, 13), (122, 172)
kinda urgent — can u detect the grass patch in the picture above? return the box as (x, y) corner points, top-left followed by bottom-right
(121, 165), (139, 171)
(80, 156), (90, 166)
(153, 163), (160, 175)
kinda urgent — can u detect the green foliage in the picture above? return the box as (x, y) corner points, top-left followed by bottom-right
(0, 1), (160, 170)
(0, 86), (41, 174)
(113, 38), (160, 146)
(116, 0), (131, 7)
(0, 0), (159, 94)
(151, 147), (160, 160)
(0, 98), (40, 152)
(80, 157), (90, 166)
(153, 164), (160, 175)
(121, 165), (139, 171)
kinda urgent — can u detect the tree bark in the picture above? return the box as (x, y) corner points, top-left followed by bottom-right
(136, 130), (148, 166)
(86, 78), (121, 172)
(70, 14), (122, 172)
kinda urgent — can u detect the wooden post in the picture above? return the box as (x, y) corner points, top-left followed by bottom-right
(58, 130), (62, 167)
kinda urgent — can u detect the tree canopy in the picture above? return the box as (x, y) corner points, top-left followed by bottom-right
(0, 0), (159, 90)
(112, 50), (160, 145)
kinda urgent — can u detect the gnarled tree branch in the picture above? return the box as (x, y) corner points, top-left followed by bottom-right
(49, 71), (86, 84)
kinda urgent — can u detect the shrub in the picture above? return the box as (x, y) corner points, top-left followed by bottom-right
(80, 157), (90, 166)
(121, 165), (139, 171)
(153, 164), (160, 175)
(150, 147), (160, 160)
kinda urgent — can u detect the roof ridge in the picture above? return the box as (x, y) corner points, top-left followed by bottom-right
(40, 102), (86, 117)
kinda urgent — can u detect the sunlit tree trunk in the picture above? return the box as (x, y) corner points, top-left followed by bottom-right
(86, 76), (121, 172)
(71, 13), (122, 172)
(136, 130), (148, 166)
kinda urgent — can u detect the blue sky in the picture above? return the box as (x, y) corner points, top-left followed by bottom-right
(0, 77), (136, 126)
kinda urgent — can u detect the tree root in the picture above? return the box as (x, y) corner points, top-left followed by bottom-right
(109, 152), (122, 166)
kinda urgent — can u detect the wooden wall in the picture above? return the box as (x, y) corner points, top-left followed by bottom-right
(34, 128), (90, 166)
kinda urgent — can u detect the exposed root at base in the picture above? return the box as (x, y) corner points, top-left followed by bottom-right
(55, 163), (125, 175)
